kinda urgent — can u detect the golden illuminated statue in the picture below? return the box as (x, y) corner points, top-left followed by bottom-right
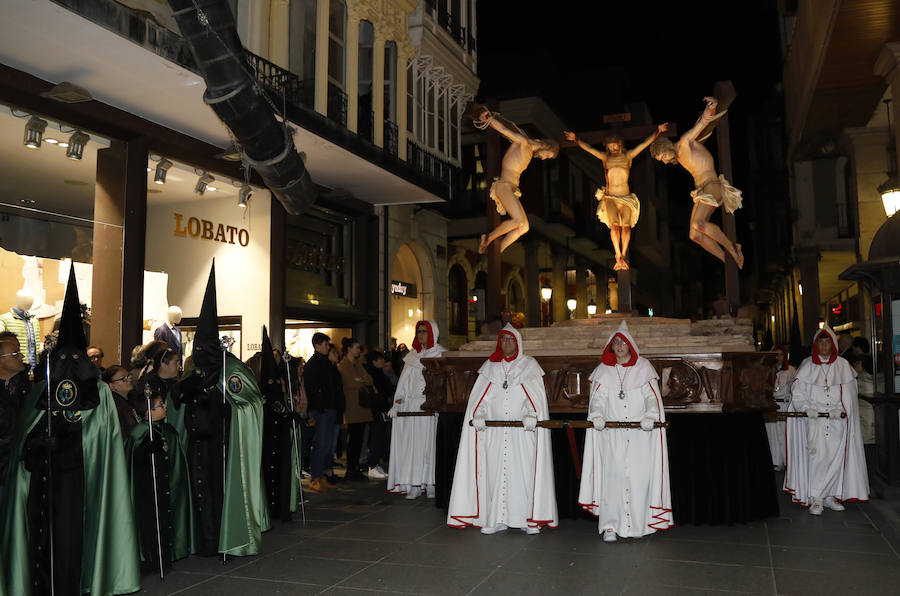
(650, 97), (744, 268)
(468, 105), (559, 254)
(564, 124), (667, 271)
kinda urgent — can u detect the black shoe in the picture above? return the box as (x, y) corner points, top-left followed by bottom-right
(345, 471), (369, 482)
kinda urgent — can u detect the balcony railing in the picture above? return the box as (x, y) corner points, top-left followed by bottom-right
(424, 0), (471, 54)
(327, 83), (348, 127)
(407, 140), (455, 189)
(245, 51), (314, 108)
(385, 120), (398, 155)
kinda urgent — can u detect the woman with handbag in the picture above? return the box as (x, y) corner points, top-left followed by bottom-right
(338, 338), (375, 481)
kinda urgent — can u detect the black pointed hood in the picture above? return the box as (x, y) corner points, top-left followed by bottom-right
(46, 264), (99, 412)
(192, 261), (221, 372)
(259, 326), (281, 401)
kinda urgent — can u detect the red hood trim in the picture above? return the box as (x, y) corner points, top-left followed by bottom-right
(489, 329), (518, 362)
(812, 332), (837, 364)
(411, 320), (435, 352)
(602, 333), (638, 366)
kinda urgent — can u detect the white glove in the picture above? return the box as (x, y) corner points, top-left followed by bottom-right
(640, 417), (655, 432)
(592, 416), (606, 431)
(472, 417), (486, 432)
(828, 408), (843, 420)
(386, 403), (399, 419)
(523, 415), (537, 432)
(805, 407), (820, 420)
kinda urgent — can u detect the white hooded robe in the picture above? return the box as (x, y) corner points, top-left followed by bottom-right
(578, 321), (673, 537)
(447, 325), (558, 531)
(765, 353), (795, 470)
(784, 326), (868, 505)
(387, 320), (447, 495)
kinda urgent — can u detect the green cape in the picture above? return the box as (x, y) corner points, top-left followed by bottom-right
(125, 419), (196, 561)
(0, 381), (141, 595)
(167, 353), (270, 556)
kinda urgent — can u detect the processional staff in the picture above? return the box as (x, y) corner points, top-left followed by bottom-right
(219, 336), (233, 565)
(281, 351), (306, 524)
(144, 382), (165, 580)
(468, 419), (670, 429)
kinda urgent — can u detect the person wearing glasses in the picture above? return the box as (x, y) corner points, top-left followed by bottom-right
(87, 345), (104, 372)
(0, 330), (29, 498)
(102, 365), (141, 439)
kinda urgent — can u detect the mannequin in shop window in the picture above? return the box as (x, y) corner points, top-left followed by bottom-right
(0, 289), (42, 372)
(154, 306), (184, 359)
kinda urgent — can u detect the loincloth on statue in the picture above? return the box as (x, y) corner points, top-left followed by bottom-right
(489, 178), (521, 216)
(691, 174), (743, 214)
(595, 188), (640, 228)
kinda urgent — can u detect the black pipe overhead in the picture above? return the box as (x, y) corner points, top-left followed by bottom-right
(167, 0), (316, 214)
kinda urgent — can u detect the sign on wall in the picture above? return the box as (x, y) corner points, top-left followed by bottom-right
(390, 280), (417, 298)
(173, 212), (249, 246)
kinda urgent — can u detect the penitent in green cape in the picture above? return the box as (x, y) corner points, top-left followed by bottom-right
(125, 418), (196, 562)
(167, 352), (271, 556)
(0, 381), (141, 595)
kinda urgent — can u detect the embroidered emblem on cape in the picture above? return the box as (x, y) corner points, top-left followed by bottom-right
(272, 400), (286, 414)
(63, 409), (82, 423)
(227, 374), (243, 394)
(55, 379), (77, 407)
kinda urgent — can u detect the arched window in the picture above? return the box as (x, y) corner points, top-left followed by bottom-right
(448, 264), (468, 335)
(506, 277), (523, 313)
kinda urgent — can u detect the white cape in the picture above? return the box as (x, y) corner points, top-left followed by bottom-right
(783, 355), (868, 505)
(765, 366), (795, 469)
(387, 323), (446, 494)
(447, 326), (558, 531)
(578, 357), (673, 536)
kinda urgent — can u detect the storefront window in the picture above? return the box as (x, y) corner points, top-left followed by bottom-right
(284, 320), (351, 361)
(286, 207), (353, 308)
(0, 103), (115, 354)
(143, 157), (270, 359)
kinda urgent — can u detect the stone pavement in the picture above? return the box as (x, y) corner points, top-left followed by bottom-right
(137, 473), (900, 595)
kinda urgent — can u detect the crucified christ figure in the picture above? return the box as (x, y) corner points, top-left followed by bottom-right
(470, 106), (559, 254)
(564, 124), (667, 270)
(650, 97), (744, 268)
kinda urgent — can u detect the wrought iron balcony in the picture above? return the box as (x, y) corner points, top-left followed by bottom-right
(385, 120), (398, 155)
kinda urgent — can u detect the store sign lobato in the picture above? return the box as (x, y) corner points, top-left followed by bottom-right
(173, 212), (249, 246)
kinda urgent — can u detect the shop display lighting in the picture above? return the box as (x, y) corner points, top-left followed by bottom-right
(65, 131), (89, 160)
(154, 158), (172, 184)
(23, 115), (47, 149)
(238, 184), (252, 207)
(194, 172), (215, 195)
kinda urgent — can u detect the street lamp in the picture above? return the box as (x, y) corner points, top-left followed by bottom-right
(540, 281), (552, 302)
(879, 99), (900, 217)
(566, 297), (577, 312)
(587, 298), (597, 316)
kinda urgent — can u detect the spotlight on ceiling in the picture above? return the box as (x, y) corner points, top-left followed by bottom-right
(154, 158), (172, 185)
(238, 184), (252, 208)
(194, 172), (214, 195)
(23, 115), (48, 149)
(65, 131), (89, 160)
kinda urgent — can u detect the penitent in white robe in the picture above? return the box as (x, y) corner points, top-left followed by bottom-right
(387, 322), (446, 495)
(765, 366), (796, 470)
(447, 326), (558, 531)
(784, 353), (868, 505)
(578, 354), (673, 538)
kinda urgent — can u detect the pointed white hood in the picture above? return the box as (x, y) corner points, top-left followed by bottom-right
(478, 324), (544, 386)
(403, 319), (446, 369)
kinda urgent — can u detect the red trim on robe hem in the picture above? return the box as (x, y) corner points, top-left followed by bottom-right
(447, 382), (492, 528)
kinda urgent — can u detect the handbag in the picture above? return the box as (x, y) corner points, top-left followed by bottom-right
(358, 384), (377, 408)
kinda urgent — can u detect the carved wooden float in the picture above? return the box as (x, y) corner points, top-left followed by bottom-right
(420, 350), (779, 415)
